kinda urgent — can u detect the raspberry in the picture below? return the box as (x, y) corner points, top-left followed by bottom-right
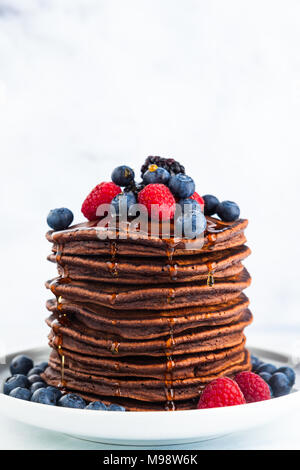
(197, 377), (246, 409)
(81, 182), (121, 221)
(138, 184), (176, 221)
(235, 371), (271, 403)
(190, 192), (205, 211)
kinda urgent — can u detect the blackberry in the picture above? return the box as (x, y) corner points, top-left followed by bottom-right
(140, 156), (185, 178)
(124, 180), (145, 196)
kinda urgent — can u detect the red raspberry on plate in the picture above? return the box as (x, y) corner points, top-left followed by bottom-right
(138, 184), (176, 221)
(197, 377), (246, 409)
(81, 182), (121, 221)
(235, 371), (271, 403)
(190, 192), (205, 211)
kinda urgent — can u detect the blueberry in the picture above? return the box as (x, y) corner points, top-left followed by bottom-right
(276, 367), (296, 387)
(143, 166), (170, 185)
(217, 201), (240, 222)
(111, 192), (136, 215)
(10, 355), (33, 376)
(9, 387), (32, 401)
(46, 386), (62, 401)
(175, 210), (206, 239)
(86, 401), (107, 410)
(36, 361), (48, 371)
(27, 366), (43, 377)
(31, 388), (57, 406)
(58, 393), (86, 409)
(203, 195), (220, 216)
(168, 174), (195, 199)
(30, 382), (46, 393)
(178, 198), (201, 214)
(111, 166), (135, 187)
(256, 363), (277, 375)
(28, 374), (44, 385)
(250, 354), (263, 372)
(108, 403), (126, 411)
(259, 372), (272, 383)
(47, 208), (74, 231)
(269, 372), (292, 397)
(4, 375), (30, 395)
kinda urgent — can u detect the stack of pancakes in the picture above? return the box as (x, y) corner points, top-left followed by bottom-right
(43, 216), (252, 411)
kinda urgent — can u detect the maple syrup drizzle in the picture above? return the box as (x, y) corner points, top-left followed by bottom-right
(164, 318), (176, 411)
(110, 341), (120, 354)
(165, 240), (179, 281)
(167, 288), (176, 304)
(107, 241), (119, 277)
(206, 261), (217, 287)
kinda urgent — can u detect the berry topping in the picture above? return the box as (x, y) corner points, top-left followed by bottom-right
(81, 182), (121, 221)
(217, 200), (240, 222)
(168, 174), (195, 199)
(10, 355), (33, 376)
(108, 403), (126, 411)
(190, 192), (205, 211)
(4, 375), (30, 395)
(235, 371), (271, 403)
(178, 198), (201, 213)
(86, 401), (107, 410)
(141, 156), (185, 178)
(143, 166), (170, 185)
(256, 363), (277, 375)
(30, 382), (46, 393)
(111, 191), (137, 215)
(175, 210), (207, 238)
(58, 393), (86, 409)
(202, 195), (219, 216)
(138, 184), (176, 221)
(197, 377), (246, 409)
(47, 208), (74, 231)
(269, 372), (292, 397)
(276, 367), (296, 387)
(9, 387), (32, 401)
(31, 387), (57, 406)
(111, 165), (135, 187)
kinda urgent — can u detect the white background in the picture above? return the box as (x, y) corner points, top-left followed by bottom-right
(0, 0), (299, 449)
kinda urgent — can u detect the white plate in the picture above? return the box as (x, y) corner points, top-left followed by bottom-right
(0, 346), (299, 446)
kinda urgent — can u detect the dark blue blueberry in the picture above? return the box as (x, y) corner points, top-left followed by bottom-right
(175, 210), (206, 239)
(58, 393), (86, 409)
(30, 382), (46, 393)
(28, 374), (44, 385)
(168, 174), (195, 199)
(203, 195), (220, 216)
(47, 208), (74, 231)
(276, 367), (296, 387)
(250, 354), (263, 371)
(111, 166), (135, 187)
(269, 372), (292, 397)
(111, 192), (136, 215)
(143, 166), (170, 185)
(4, 375), (30, 395)
(259, 372), (272, 383)
(256, 363), (277, 375)
(108, 403), (126, 411)
(178, 198), (201, 214)
(86, 401), (107, 410)
(9, 387), (32, 401)
(216, 201), (240, 222)
(10, 355), (33, 376)
(31, 387), (57, 406)
(27, 366), (43, 377)
(46, 386), (62, 401)
(35, 361), (48, 371)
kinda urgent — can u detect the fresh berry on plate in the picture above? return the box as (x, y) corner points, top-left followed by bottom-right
(202, 195), (219, 216)
(168, 174), (195, 199)
(235, 371), (271, 403)
(31, 387), (57, 406)
(9, 387), (32, 401)
(27, 366), (43, 377)
(197, 377), (246, 409)
(30, 382), (46, 393)
(81, 182), (121, 221)
(28, 374), (44, 385)
(108, 403), (126, 411)
(256, 363), (277, 375)
(36, 362), (48, 371)
(47, 208), (74, 231)
(58, 393), (86, 409)
(46, 386), (62, 402)
(10, 355), (33, 376)
(111, 165), (135, 187)
(143, 165), (170, 185)
(190, 192), (205, 211)
(276, 366), (296, 387)
(217, 200), (240, 222)
(141, 156), (185, 178)
(4, 375), (30, 395)
(250, 354), (263, 372)
(111, 191), (137, 215)
(138, 184), (176, 221)
(269, 372), (292, 397)
(86, 401), (107, 410)
(175, 210), (207, 238)
(258, 372), (272, 383)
